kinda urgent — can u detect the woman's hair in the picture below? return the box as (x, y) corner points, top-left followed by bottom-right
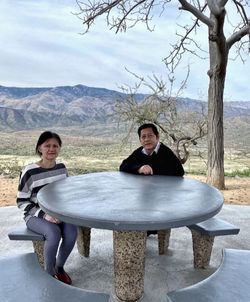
(35, 131), (62, 156)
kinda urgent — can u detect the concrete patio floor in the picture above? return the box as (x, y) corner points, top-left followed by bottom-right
(1, 204), (249, 301)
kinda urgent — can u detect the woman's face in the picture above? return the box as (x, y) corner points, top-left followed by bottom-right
(38, 138), (61, 161)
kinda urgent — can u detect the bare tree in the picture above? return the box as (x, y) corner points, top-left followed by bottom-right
(75, 0), (250, 189)
(111, 71), (207, 164)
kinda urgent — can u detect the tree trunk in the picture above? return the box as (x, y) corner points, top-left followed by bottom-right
(207, 73), (225, 189)
(206, 14), (228, 190)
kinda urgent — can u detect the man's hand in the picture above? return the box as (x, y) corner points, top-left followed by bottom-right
(138, 165), (153, 175)
(44, 214), (61, 224)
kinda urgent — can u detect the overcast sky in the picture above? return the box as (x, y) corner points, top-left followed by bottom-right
(0, 0), (249, 101)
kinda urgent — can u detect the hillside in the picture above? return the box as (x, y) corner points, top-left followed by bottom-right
(0, 85), (117, 129)
(0, 84), (249, 134)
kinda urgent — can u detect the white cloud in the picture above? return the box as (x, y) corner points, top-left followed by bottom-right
(0, 0), (249, 101)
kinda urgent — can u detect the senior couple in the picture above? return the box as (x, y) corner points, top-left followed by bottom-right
(16, 123), (184, 285)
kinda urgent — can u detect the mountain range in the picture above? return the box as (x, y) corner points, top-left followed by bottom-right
(0, 84), (249, 131)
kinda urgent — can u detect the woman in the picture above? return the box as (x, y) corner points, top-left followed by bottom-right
(17, 131), (77, 285)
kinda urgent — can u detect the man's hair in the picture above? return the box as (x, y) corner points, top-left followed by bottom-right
(35, 131), (62, 156)
(137, 123), (159, 137)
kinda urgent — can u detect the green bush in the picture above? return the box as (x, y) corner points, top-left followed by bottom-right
(0, 161), (23, 178)
(185, 170), (206, 176)
(225, 168), (250, 177)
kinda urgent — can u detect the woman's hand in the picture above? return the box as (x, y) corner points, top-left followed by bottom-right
(44, 214), (61, 224)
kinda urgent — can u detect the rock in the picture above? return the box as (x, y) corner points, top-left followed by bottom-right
(0, 173), (12, 179)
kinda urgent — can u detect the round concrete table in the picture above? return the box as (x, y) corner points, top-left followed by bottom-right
(37, 172), (224, 301)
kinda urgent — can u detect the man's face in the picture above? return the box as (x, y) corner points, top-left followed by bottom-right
(139, 127), (159, 155)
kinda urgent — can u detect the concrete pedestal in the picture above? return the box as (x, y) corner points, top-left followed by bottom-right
(113, 231), (147, 301)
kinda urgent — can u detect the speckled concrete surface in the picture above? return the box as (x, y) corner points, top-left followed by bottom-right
(1, 205), (249, 301)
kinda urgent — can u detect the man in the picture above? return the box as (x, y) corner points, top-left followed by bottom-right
(120, 123), (184, 236)
(120, 123), (184, 176)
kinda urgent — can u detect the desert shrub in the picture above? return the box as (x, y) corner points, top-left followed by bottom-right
(225, 168), (250, 177)
(0, 161), (23, 178)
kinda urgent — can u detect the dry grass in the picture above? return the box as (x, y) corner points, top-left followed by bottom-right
(185, 175), (250, 206)
(0, 128), (249, 207)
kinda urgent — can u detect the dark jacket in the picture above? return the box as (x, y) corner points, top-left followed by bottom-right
(119, 142), (184, 176)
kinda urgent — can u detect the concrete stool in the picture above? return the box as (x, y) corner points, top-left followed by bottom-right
(0, 252), (110, 302)
(8, 225), (45, 266)
(77, 226), (91, 257)
(187, 217), (240, 268)
(167, 248), (250, 302)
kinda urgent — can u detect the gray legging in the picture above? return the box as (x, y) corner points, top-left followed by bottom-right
(27, 216), (77, 276)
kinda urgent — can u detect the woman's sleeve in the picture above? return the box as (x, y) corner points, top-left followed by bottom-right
(16, 168), (45, 219)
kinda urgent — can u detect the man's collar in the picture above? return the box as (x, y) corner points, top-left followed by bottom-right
(142, 141), (161, 155)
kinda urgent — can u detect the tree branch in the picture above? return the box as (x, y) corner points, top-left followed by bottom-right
(227, 24), (250, 49)
(233, 0), (249, 25)
(178, 0), (213, 27)
(164, 10), (208, 72)
(77, 0), (124, 32)
(206, 0), (225, 17)
(113, 0), (153, 33)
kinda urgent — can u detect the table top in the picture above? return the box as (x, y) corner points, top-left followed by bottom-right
(37, 171), (224, 231)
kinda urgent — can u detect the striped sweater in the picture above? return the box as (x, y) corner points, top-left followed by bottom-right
(17, 162), (68, 222)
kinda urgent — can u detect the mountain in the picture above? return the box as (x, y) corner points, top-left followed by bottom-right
(180, 97), (250, 118)
(0, 84), (120, 100)
(0, 84), (249, 131)
(0, 107), (92, 131)
(0, 84), (119, 130)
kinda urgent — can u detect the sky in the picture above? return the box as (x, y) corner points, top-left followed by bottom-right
(0, 0), (249, 102)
